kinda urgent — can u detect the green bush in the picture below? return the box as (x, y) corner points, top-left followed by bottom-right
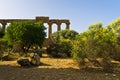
(71, 35), (87, 60)
(47, 29), (78, 58)
(71, 22), (118, 71)
(0, 39), (8, 60)
(59, 39), (72, 57)
(46, 43), (61, 58)
(72, 22), (117, 60)
(51, 29), (78, 43)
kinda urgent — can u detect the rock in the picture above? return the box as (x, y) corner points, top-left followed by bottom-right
(30, 53), (40, 66)
(17, 58), (31, 67)
(112, 74), (116, 77)
(105, 73), (108, 76)
(2, 55), (12, 61)
(58, 53), (68, 58)
(37, 51), (42, 57)
(17, 53), (40, 67)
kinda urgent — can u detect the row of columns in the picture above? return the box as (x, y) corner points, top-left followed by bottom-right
(0, 22), (70, 39)
(0, 21), (70, 39)
(48, 22), (70, 38)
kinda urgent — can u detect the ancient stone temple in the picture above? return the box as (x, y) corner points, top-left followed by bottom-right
(0, 16), (70, 38)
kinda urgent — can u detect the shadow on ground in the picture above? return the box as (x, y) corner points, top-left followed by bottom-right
(0, 64), (120, 80)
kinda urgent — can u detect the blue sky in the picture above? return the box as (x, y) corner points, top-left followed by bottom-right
(0, 0), (120, 33)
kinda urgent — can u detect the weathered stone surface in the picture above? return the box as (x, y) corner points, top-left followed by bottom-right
(0, 16), (70, 39)
(17, 53), (41, 67)
(30, 53), (40, 66)
(17, 58), (31, 67)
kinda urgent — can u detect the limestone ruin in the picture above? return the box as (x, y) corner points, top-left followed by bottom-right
(0, 16), (70, 38)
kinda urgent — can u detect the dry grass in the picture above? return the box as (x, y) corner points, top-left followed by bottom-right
(0, 54), (120, 80)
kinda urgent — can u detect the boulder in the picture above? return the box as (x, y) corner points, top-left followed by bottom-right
(58, 53), (68, 58)
(17, 58), (31, 67)
(30, 53), (40, 66)
(2, 55), (12, 61)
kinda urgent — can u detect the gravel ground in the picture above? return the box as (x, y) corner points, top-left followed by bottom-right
(0, 55), (120, 80)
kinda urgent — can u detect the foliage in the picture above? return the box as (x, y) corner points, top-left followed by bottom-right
(0, 39), (8, 60)
(51, 29), (78, 43)
(72, 22), (116, 58)
(106, 18), (120, 60)
(47, 29), (78, 58)
(5, 21), (46, 52)
(46, 43), (61, 58)
(58, 39), (72, 57)
(72, 21), (120, 71)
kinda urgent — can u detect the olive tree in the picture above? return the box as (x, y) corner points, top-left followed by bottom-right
(5, 21), (46, 52)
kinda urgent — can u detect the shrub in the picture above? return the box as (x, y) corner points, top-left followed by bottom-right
(47, 29), (78, 58)
(0, 39), (8, 60)
(51, 29), (78, 43)
(59, 39), (72, 57)
(71, 22), (117, 72)
(46, 43), (61, 58)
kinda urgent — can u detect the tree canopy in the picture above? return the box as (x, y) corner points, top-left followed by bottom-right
(72, 19), (120, 62)
(51, 29), (78, 43)
(5, 21), (46, 52)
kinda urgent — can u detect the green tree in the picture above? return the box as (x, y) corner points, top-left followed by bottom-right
(51, 29), (78, 43)
(107, 18), (120, 60)
(5, 21), (46, 52)
(59, 39), (72, 57)
(72, 22), (117, 71)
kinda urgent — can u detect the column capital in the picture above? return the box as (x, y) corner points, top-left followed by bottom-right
(1, 22), (7, 25)
(66, 22), (70, 25)
(48, 22), (53, 26)
(1, 22), (7, 32)
(66, 22), (70, 29)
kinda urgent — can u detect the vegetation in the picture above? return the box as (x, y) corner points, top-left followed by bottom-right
(47, 29), (78, 58)
(0, 17), (120, 73)
(72, 19), (120, 72)
(58, 39), (72, 57)
(0, 39), (7, 60)
(51, 29), (78, 43)
(0, 21), (46, 61)
(5, 21), (46, 52)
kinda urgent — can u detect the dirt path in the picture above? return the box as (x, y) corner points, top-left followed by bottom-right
(0, 54), (120, 80)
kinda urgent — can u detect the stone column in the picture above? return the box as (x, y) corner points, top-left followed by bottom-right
(66, 23), (70, 29)
(57, 22), (61, 31)
(1, 22), (7, 32)
(48, 23), (52, 38)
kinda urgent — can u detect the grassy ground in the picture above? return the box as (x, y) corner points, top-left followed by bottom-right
(0, 54), (120, 80)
